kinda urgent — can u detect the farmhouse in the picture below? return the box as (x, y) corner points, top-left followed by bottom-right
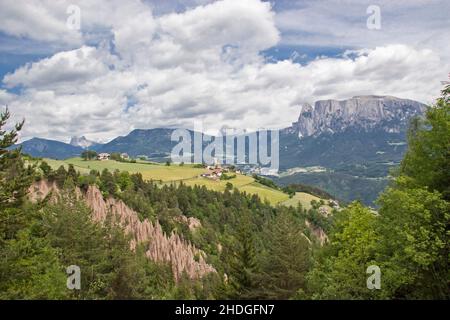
(97, 153), (110, 160)
(211, 168), (223, 177)
(201, 167), (224, 180)
(120, 153), (129, 159)
(329, 199), (340, 208)
(318, 206), (330, 216)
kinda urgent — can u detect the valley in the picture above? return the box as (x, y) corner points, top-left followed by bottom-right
(38, 157), (330, 207)
(1, 0), (448, 304)
(16, 95), (427, 206)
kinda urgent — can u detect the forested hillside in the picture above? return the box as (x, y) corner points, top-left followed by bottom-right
(0, 85), (448, 299)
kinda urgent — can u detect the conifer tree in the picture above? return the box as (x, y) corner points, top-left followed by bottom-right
(258, 210), (311, 299)
(227, 211), (259, 299)
(0, 107), (30, 211)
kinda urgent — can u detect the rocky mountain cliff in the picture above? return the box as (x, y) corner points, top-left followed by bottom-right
(276, 95), (427, 205)
(29, 180), (216, 281)
(291, 95), (426, 138)
(16, 95), (428, 206)
(69, 136), (99, 149)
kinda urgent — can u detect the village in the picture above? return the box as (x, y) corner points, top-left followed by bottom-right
(94, 152), (242, 181)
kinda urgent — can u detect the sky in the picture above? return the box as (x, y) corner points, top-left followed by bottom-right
(0, 0), (449, 142)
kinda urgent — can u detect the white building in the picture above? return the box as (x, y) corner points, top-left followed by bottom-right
(97, 153), (110, 160)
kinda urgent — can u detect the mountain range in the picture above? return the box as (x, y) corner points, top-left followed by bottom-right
(291, 95), (425, 138)
(15, 95), (427, 205)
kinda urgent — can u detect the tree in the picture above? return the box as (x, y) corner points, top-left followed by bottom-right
(0, 107), (33, 248)
(110, 152), (121, 161)
(306, 85), (450, 300)
(227, 212), (259, 299)
(0, 108), (67, 298)
(0, 223), (67, 299)
(99, 169), (116, 196)
(0, 107), (31, 210)
(116, 171), (133, 191)
(67, 164), (78, 181)
(42, 183), (153, 299)
(257, 210), (310, 299)
(81, 150), (97, 161)
(400, 84), (450, 200)
(372, 85), (450, 299)
(54, 165), (68, 188)
(306, 202), (379, 299)
(376, 182), (449, 299)
(39, 161), (52, 177)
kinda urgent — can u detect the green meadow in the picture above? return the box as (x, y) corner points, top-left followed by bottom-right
(281, 192), (326, 210)
(41, 158), (321, 207)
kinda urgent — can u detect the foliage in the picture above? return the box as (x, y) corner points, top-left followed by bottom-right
(400, 85), (450, 200)
(227, 212), (260, 299)
(252, 174), (280, 190)
(1, 88), (449, 300)
(282, 183), (334, 200)
(306, 203), (379, 299)
(81, 150), (97, 161)
(219, 173), (236, 180)
(306, 85), (450, 300)
(257, 209), (310, 299)
(0, 108), (31, 210)
(375, 179), (449, 298)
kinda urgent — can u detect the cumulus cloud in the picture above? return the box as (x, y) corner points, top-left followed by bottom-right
(0, 0), (82, 45)
(0, 0), (447, 142)
(0, 89), (16, 105)
(3, 46), (115, 90)
(159, 0), (279, 53)
(276, 0), (450, 60)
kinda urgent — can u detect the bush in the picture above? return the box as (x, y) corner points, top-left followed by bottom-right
(220, 173), (236, 181)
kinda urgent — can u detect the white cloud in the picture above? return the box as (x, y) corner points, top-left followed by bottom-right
(159, 0), (279, 53)
(0, 0), (82, 46)
(0, 89), (16, 106)
(1, 0), (448, 142)
(276, 0), (450, 60)
(3, 46), (115, 91)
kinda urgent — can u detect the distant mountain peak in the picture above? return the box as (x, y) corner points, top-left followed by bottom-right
(292, 95), (426, 138)
(15, 137), (83, 160)
(70, 136), (98, 149)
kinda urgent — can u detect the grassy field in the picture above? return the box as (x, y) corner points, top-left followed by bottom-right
(44, 158), (205, 182)
(281, 192), (331, 210)
(41, 158), (291, 205)
(240, 182), (289, 204)
(181, 177), (289, 205)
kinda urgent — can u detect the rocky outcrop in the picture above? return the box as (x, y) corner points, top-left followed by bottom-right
(69, 136), (98, 149)
(175, 215), (202, 231)
(292, 95), (426, 138)
(29, 180), (216, 281)
(305, 220), (328, 245)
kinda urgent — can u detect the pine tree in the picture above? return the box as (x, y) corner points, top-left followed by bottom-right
(0, 107), (30, 211)
(0, 222), (67, 299)
(54, 165), (68, 188)
(100, 168), (117, 196)
(258, 210), (311, 299)
(227, 212), (259, 299)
